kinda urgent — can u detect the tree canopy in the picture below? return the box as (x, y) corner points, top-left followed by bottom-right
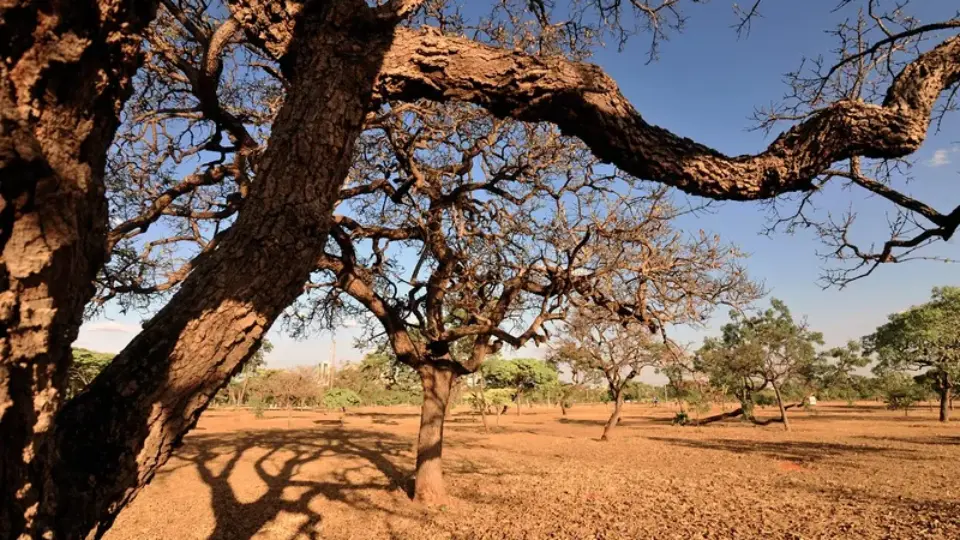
(865, 286), (960, 421)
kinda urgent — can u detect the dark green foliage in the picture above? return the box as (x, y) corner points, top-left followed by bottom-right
(68, 348), (115, 398)
(322, 388), (362, 410)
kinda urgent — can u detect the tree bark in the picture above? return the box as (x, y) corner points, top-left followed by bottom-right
(0, 1), (158, 536)
(601, 391), (624, 441)
(414, 363), (456, 504)
(30, 4), (397, 537)
(378, 29), (960, 201)
(939, 373), (952, 423)
(772, 383), (790, 432)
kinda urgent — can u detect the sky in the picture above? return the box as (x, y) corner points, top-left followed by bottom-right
(75, 1), (960, 383)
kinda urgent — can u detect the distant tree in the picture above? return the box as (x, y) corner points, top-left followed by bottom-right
(322, 388), (362, 421)
(483, 358), (558, 416)
(548, 341), (601, 415)
(552, 309), (670, 440)
(68, 349), (115, 399)
(808, 341), (871, 404)
(878, 373), (927, 416)
(697, 299), (823, 430)
(224, 340), (273, 407)
(865, 287), (960, 422)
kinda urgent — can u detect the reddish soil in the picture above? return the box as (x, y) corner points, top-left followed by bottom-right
(105, 402), (960, 539)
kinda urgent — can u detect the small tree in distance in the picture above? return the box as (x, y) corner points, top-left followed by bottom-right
(552, 308), (671, 440)
(697, 299), (823, 431)
(547, 342), (600, 416)
(322, 388), (362, 422)
(483, 358), (558, 416)
(68, 349), (115, 399)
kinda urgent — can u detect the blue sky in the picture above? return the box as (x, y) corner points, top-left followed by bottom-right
(76, 1), (960, 382)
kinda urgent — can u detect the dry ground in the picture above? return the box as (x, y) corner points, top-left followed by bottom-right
(105, 402), (960, 539)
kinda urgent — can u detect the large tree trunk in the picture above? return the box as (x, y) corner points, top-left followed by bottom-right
(600, 390), (624, 441)
(0, 1), (158, 536)
(772, 383), (790, 432)
(414, 363), (456, 504)
(23, 4), (396, 537)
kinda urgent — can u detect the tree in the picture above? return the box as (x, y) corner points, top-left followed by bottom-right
(4, 1), (960, 535)
(547, 342), (600, 415)
(809, 341), (871, 404)
(223, 340), (273, 407)
(865, 287), (960, 422)
(697, 299), (824, 430)
(68, 349), (116, 399)
(878, 372), (927, 416)
(278, 88), (755, 502)
(483, 358), (559, 415)
(322, 388), (362, 419)
(1, 1), (160, 534)
(552, 309), (673, 440)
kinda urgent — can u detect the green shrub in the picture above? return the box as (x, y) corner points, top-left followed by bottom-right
(250, 397), (266, 419)
(323, 387), (362, 411)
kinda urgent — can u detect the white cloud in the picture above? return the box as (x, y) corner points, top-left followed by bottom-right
(926, 147), (956, 167)
(84, 321), (141, 334)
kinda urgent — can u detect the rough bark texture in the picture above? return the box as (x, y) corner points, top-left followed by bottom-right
(0, 1), (157, 536)
(415, 363), (456, 504)
(377, 29), (960, 201)
(600, 392), (624, 441)
(25, 3), (395, 537)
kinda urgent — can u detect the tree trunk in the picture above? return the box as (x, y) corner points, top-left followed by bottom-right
(236, 377), (251, 407)
(414, 363), (456, 504)
(31, 5), (396, 537)
(772, 383), (790, 432)
(601, 391), (624, 441)
(939, 374), (952, 423)
(560, 400), (568, 416)
(0, 1), (158, 537)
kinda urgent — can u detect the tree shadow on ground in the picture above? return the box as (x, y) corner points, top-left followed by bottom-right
(798, 483), (960, 523)
(857, 435), (960, 446)
(648, 437), (916, 464)
(350, 412), (421, 420)
(171, 428), (413, 540)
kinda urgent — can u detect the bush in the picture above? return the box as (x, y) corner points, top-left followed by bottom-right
(672, 411), (691, 426)
(753, 392), (777, 408)
(250, 397), (266, 419)
(322, 387), (362, 411)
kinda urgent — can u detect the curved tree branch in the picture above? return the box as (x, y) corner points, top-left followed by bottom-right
(376, 27), (960, 201)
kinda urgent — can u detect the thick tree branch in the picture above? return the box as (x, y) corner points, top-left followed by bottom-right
(376, 28), (960, 201)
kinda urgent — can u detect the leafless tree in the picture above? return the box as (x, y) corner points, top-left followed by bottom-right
(551, 308), (675, 441)
(275, 99), (756, 501)
(2, 0), (959, 535)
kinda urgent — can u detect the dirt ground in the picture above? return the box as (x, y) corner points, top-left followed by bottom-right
(105, 402), (960, 539)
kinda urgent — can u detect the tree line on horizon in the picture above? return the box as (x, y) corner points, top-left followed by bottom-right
(72, 286), (959, 429)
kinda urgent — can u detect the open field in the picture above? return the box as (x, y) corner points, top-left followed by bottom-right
(106, 402), (960, 540)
